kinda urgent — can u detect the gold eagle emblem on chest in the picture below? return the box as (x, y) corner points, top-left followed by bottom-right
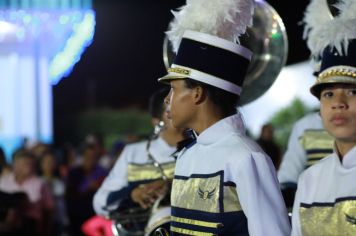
(198, 187), (216, 200)
(345, 213), (356, 225)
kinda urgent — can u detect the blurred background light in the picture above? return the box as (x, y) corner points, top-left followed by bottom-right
(0, 0), (95, 161)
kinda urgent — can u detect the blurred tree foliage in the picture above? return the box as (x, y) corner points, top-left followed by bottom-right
(268, 98), (315, 151)
(74, 108), (152, 149)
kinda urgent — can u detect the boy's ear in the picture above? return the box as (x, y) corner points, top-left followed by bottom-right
(192, 86), (206, 105)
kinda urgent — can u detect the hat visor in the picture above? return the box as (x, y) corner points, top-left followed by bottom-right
(158, 73), (189, 84)
(310, 75), (356, 98)
(310, 83), (329, 98)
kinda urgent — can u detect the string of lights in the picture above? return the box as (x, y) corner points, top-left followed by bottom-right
(0, 0), (95, 84)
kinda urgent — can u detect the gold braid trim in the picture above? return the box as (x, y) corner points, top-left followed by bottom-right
(318, 66), (356, 82)
(168, 67), (191, 76)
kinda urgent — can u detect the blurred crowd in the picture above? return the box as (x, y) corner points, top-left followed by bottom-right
(0, 123), (285, 236)
(0, 133), (129, 236)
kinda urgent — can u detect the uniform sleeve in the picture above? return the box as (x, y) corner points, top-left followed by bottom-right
(235, 152), (291, 236)
(278, 120), (307, 185)
(93, 146), (131, 216)
(291, 173), (306, 236)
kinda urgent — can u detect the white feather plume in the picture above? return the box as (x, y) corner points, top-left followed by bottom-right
(303, 0), (331, 37)
(166, 0), (255, 53)
(303, 0), (356, 59)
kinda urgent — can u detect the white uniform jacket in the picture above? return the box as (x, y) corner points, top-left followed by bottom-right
(278, 112), (333, 185)
(171, 114), (291, 236)
(93, 137), (176, 216)
(291, 146), (356, 236)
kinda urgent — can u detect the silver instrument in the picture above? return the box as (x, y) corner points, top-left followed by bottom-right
(147, 121), (168, 181)
(143, 121), (171, 236)
(111, 121), (169, 236)
(144, 194), (171, 236)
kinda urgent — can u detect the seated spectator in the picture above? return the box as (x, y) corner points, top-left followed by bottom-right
(59, 143), (79, 180)
(0, 191), (28, 236)
(66, 144), (108, 236)
(39, 150), (68, 236)
(0, 149), (54, 236)
(85, 133), (112, 171)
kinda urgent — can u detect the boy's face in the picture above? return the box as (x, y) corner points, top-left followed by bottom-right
(82, 148), (98, 171)
(13, 157), (34, 179)
(320, 84), (356, 143)
(41, 154), (56, 173)
(165, 79), (196, 130)
(161, 104), (185, 135)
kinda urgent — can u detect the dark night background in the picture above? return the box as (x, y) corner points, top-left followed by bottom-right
(53, 0), (310, 145)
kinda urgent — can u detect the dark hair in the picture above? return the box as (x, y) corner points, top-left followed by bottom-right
(80, 143), (97, 155)
(148, 87), (170, 119)
(38, 149), (60, 177)
(262, 123), (273, 131)
(12, 148), (35, 162)
(184, 79), (239, 117)
(85, 132), (104, 146)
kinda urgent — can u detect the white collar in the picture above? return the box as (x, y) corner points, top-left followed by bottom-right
(342, 146), (356, 169)
(196, 113), (246, 145)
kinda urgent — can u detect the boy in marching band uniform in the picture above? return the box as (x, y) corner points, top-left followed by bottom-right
(159, 0), (290, 234)
(292, 0), (356, 235)
(93, 88), (184, 233)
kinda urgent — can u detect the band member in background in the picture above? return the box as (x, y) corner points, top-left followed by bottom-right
(291, 0), (356, 235)
(93, 88), (184, 233)
(278, 111), (333, 209)
(158, 0), (290, 235)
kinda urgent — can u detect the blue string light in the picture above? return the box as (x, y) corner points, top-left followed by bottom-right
(0, 0), (95, 85)
(49, 11), (95, 85)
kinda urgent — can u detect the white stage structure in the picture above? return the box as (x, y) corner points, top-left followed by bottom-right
(0, 0), (95, 160)
(241, 61), (319, 137)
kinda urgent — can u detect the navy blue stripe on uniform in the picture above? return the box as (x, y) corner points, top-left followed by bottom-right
(223, 181), (236, 187)
(171, 221), (219, 234)
(174, 170), (224, 180)
(171, 206), (221, 222)
(306, 149), (333, 154)
(171, 207), (249, 236)
(107, 186), (134, 206)
(221, 211), (249, 236)
(219, 171), (224, 213)
(307, 157), (324, 162)
(106, 179), (157, 205)
(301, 196), (356, 208)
